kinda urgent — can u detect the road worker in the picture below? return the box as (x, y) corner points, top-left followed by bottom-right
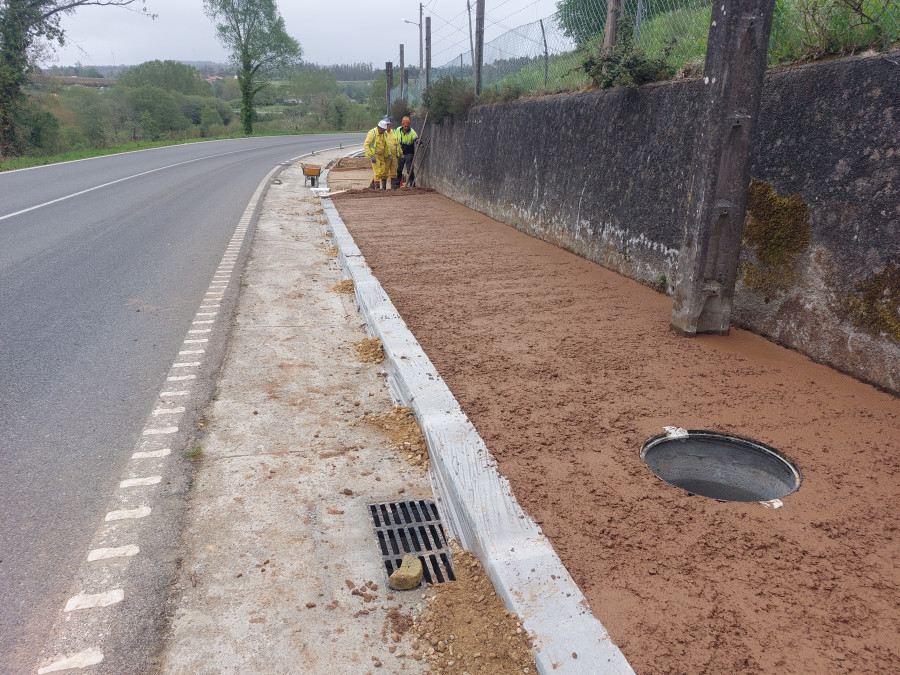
(364, 119), (391, 189)
(384, 118), (403, 189)
(395, 116), (419, 188)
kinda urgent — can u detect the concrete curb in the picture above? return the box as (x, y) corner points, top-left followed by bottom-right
(319, 175), (634, 675)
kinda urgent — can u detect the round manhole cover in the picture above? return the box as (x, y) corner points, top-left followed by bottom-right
(640, 430), (801, 502)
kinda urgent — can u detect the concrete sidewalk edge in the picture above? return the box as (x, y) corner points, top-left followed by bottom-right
(319, 177), (634, 675)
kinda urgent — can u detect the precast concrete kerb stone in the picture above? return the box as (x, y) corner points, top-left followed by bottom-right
(318, 169), (634, 675)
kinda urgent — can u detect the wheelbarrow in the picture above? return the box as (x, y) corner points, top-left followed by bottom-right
(301, 163), (321, 187)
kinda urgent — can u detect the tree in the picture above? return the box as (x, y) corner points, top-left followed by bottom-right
(203, 0), (301, 135)
(0, 0), (149, 157)
(117, 59), (212, 96)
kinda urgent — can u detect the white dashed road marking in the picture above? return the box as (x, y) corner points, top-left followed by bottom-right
(64, 590), (124, 612)
(119, 477), (162, 488)
(37, 649), (104, 673)
(132, 448), (172, 459)
(105, 506), (151, 522)
(142, 426), (179, 434)
(88, 546), (140, 562)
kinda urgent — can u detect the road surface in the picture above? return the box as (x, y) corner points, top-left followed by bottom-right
(0, 134), (364, 673)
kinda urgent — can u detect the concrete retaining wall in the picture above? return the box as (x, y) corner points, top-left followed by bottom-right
(415, 52), (900, 394)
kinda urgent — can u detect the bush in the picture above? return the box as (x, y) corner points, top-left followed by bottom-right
(422, 77), (475, 123)
(581, 16), (675, 89)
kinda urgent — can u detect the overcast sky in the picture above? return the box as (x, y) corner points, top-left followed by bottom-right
(52, 0), (562, 68)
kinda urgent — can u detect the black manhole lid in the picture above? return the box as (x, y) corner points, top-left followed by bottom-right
(369, 499), (455, 585)
(640, 429), (801, 502)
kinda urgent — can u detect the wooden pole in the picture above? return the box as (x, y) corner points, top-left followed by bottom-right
(474, 0), (485, 95)
(385, 61), (393, 116)
(399, 45), (405, 100)
(540, 19), (549, 90)
(602, 0), (620, 53)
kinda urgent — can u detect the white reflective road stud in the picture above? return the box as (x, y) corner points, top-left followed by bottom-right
(105, 506), (151, 521)
(37, 648), (104, 673)
(119, 476), (162, 488)
(88, 545), (139, 562)
(64, 590), (124, 612)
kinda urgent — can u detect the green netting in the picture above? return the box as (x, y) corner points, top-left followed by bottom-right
(392, 0), (899, 105)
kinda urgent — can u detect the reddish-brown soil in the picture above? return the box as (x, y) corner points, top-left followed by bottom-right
(331, 192), (900, 674)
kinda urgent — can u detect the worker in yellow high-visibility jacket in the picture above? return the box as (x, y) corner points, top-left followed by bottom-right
(384, 118), (403, 189)
(364, 119), (392, 189)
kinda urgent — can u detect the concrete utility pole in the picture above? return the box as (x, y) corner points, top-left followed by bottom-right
(602, 0), (620, 52)
(474, 0), (485, 94)
(420, 2), (424, 76)
(670, 0), (776, 336)
(386, 61), (393, 116)
(403, 67), (409, 102)
(425, 16), (432, 88)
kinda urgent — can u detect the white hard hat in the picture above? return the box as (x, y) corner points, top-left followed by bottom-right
(377, 120), (389, 129)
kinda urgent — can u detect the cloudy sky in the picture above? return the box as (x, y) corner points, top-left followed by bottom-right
(52, 0), (562, 68)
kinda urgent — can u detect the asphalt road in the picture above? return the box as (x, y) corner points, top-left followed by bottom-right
(0, 134), (364, 673)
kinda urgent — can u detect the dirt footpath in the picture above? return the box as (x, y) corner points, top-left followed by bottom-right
(331, 191), (900, 675)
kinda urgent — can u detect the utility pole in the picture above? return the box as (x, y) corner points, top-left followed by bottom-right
(386, 61), (393, 116)
(425, 16), (432, 88)
(474, 0), (485, 95)
(670, 0), (776, 335)
(468, 0), (475, 76)
(602, 0), (620, 52)
(540, 19), (549, 90)
(420, 2), (424, 76)
(399, 44), (405, 100)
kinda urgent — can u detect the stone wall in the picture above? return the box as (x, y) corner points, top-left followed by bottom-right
(415, 52), (900, 393)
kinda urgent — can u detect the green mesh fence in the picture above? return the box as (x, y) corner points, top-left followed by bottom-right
(392, 0), (899, 105)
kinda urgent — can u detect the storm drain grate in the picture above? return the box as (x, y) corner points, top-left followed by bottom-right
(369, 499), (455, 585)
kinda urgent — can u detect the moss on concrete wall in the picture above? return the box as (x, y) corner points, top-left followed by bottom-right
(741, 179), (812, 302)
(845, 263), (900, 343)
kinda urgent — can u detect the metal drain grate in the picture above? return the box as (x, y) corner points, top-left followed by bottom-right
(369, 499), (455, 585)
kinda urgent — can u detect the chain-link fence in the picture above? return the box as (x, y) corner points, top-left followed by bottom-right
(391, 0), (899, 106)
